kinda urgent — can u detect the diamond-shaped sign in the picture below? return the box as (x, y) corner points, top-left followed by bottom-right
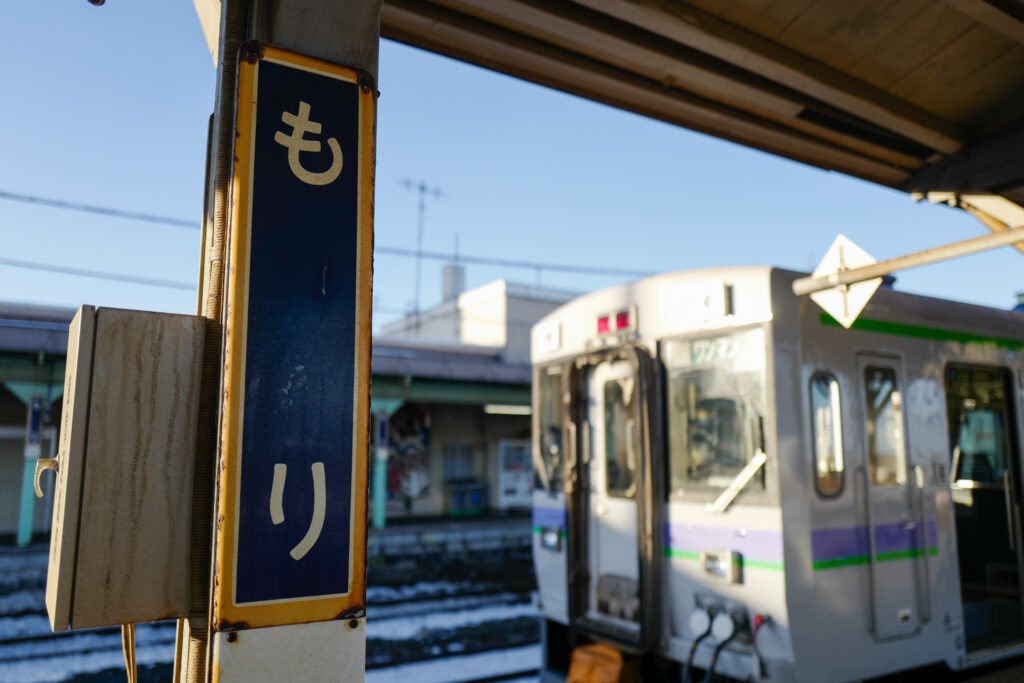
(808, 234), (881, 328)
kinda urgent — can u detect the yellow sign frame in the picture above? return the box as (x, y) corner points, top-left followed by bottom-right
(213, 44), (373, 630)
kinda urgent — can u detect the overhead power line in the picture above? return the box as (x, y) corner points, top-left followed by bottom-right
(374, 246), (648, 277)
(0, 190), (197, 229)
(0, 259), (554, 329)
(0, 257), (195, 291)
(0, 190), (652, 278)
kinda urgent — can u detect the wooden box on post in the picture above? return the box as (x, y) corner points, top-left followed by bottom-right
(44, 305), (205, 631)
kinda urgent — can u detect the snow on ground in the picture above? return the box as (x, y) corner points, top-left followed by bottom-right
(366, 644), (540, 683)
(365, 581), (476, 603)
(0, 622), (175, 661)
(0, 602), (536, 679)
(368, 602), (537, 640)
(0, 614), (52, 641)
(370, 592), (527, 620)
(0, 642), (173, 683)
(0, 589), (44, 617)
(0, 545), (538, 681)
(0, 549), (47, 572)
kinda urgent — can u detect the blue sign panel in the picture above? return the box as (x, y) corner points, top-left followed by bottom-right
(27, 397), (43, 446)
(233, 56), (361, 605)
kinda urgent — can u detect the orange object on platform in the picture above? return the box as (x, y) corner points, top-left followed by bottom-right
(567, 642), (637, 683)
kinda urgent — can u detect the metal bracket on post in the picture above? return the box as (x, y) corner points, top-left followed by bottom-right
(33, 458), (58, 498)
(795, 227), (1024, 327)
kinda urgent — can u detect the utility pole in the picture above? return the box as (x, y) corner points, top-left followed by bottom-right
(400, 178), (442, 331)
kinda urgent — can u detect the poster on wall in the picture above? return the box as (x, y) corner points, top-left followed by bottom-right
(387, 404), (431, 510)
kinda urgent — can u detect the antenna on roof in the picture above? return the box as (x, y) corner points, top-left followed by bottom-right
(400, 178), (444, 331)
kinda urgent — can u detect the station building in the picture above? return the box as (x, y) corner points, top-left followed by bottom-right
(371, 267), (575, 520)
(0, 302), (71, 544)
(0, 271), (574, 540)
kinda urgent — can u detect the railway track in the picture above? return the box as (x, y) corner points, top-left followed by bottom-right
(0, 595), (537, 660)
(449, 668), (540, 683)
(0, 544), (540, 681)
(365, 644), (540, 683)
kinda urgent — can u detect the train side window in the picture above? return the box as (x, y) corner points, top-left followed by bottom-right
(535, 366), (564, 492)
(810, 373), (844, 497)
(863, 366), (907, 486)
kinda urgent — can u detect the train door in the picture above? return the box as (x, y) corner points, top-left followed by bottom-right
(568, 348), (663, 652)
(945, 364), (1024, 653)
(858, 354), (926, 639)
(585, 359), (640, 638)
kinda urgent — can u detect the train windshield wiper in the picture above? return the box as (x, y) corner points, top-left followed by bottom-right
(706, 450), (767, 515)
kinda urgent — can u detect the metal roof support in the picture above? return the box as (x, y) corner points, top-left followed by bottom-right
(916, 192), (1024, 256)
(793, 226), (1024, 297)
(903, 128), (1024, 202)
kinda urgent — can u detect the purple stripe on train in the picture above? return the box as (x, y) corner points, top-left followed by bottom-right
(665, 523), (784, 563)
(533, 505), (567, 529)
(811, 526), (868, 562)
(811, 520), (938, 562)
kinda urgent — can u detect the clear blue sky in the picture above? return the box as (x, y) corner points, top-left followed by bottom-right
(0, 3), (1020, 329)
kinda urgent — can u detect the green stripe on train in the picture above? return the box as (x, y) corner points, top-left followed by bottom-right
(875, 547), (939, 563)
(813, 547), (938, 571)
(743, 558), (786, 571)
(665, 546), (937, 572)
(531, 526), (568, 537)
(820, 312), (1024, 351)
(812, 555), (870, 571)
(665, 548), (701, 561)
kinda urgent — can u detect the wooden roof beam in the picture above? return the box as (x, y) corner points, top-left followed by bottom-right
(904, 127), (1024, 193)
(569, 0), (966, 155)
(422, 0), (925, 170)
(945, 0), (1024, 45)
(428, 0), (804, 119)
(381, 0), (909, 186)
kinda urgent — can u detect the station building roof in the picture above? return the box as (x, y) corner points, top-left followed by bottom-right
(0, 302), (75, 356)
(372, 337), (530, 385)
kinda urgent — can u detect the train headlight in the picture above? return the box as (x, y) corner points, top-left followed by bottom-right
(705, 554), (730, 577)
(711, 612), (737, 643)
(541, 527), (562, 551)
(689, 608), (712, 637)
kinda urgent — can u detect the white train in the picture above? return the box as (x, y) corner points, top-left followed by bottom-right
(529, 266), (1024, 681)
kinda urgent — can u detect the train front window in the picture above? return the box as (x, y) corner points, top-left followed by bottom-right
(604, 377), (636, 498)
(534, 365), (564, 491)
(664, 328), (767, 497)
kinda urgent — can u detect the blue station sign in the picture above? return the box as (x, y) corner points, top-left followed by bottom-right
(215, 44), (374, 629)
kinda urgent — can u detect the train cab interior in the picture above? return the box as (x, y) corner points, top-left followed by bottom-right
(945, 364), (1024, 654)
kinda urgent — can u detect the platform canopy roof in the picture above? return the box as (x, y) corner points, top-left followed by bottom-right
(381, 0), (1024, 206)
(196, 0), (1024, 210)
